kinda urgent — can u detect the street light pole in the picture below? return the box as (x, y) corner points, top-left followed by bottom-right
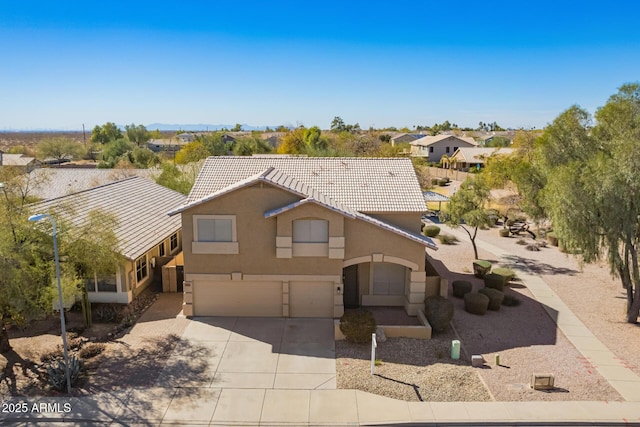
(28, 213), (72, 394)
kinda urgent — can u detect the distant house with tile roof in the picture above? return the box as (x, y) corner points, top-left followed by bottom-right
(410, 135), (478, 163)
(390, 133), (427, 147)
(168, 156), (440, 318)
(447, 147), (514, 171)
(0, 150), (38, 171)
(29, 177), (185, 304)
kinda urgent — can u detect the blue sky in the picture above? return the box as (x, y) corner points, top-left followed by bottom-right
(1, 1), (639, 130)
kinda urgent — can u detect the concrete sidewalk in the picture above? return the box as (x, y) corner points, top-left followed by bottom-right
(2, 391), (640, 425)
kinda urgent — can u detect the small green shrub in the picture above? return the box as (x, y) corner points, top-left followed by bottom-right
(499, 228), (510, 237)
(484, 273), (506, 291)
(472, 260), (492, 278)
(502, 294), (522, 307)
(431, 178), (440, 186)
(464, 292), (490, 315)
(424, 296), (454, 332)
(339, 310), (377, 344)
(78, 342), (105, 359)
(516, 238), (526, 245)
(47, 355), (83, 391)
(437, 178), (448, 186)
(547, 232), (558, 246)
(437, 234), (458, 245)
(493, 267), (516, 283)
(452, 280), (473, 298)
(423, 225), (441, 237)
(479, 287), (504, 310)
(374, 359), (383, 366)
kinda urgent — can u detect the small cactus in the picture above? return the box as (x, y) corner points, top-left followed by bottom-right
(47, 355), (83, 391)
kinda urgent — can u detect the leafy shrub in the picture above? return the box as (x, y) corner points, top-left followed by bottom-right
(437, 234), (458, 245)
(431, 178), (440, 186)
(424, 296), (454, 332)
(546, 232), (558, 246)
(437, 178), (448, 186)
(464, 292), (490, 315)
(516, 238), (527, 245)
(492, 268), (515, 283)
(78, 342), (105, 359)
(339, 310), (377, 344)
(484, 273), (506, 291)
(479, 288), (504, 310)
(423, 225), (441, 237)
(499, 228), (510, 237)
(526, 243), (540, 251)
(452, 280), (473, 298)
(472, 260), (492, 278)
(47, 355), (83, 391)
(502, 294), (522, 307)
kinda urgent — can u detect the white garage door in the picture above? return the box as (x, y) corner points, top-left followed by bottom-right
(193, 281), (282, 317)
(289, 281), (334, 318)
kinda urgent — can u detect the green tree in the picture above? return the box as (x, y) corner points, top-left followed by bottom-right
(231, 123), (243, 132)
(233, 136), (272, 156)
(443, 177), (492, 259)
(90, 122), (123, 144)
(536, 84), (640, 323)
(131, 147), (159, 168)
(101, 138), (134, 166)
(154, 162), (200, 195)
(277, 127), (307, 154)
(36, 137), (84, 163)
(198, 133), (229, 156)
(125, 123), (150, 147)
(175, 141), (210, 164)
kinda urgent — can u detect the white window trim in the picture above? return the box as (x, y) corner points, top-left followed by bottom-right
(135, 254), (148, 284)
(170, 231), (179, 253)
(192, 215), (239, 254)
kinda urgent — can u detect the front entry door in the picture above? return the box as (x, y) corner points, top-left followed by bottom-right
(342, 265), (359, 308)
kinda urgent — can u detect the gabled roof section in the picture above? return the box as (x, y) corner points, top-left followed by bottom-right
(169, 167), (357, 216)
(264, 197), (437, 250)
(451, 147), (514, 164)
(1, 153), (36, 166)
(184, 156), (426, 213)
(410, 135), (478, 147)
(29, 177), (186, 260)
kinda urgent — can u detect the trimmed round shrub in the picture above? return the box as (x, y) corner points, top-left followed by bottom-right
(493, 267), (515, 283)
(547, 232), (558, 246)
(437, 234), (458, 245)
(479, 287), (504, 310)
(473, 260), (492, 278)
(464, 292), (490, 315)
(339, 309), (377, 344)
(437, 178), (448, 186)
(484, 273), (506, 291)
(452, 280), (473, 298)
(431, 178), (440, 186)
(424, 296), (454, 333)
(423, 225), (441, 237)
(499, 228), (510, 237)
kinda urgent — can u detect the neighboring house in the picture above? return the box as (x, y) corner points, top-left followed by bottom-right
(447, 147), (514, 171)
(30, 177), (185, 304)
(27, 168), (156, 200)
(390, 133), (427, 147)
(177, 133), (196, 143)
(0, 150), (38, 171)
(410, 135), (478, 163)
(146, 139), (187, 153)
(168, 156), (438, 319)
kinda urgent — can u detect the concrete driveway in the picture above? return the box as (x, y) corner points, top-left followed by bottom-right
(155, 316), (336, 390)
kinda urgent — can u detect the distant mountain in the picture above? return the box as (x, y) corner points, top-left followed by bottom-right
(146, 123), (270, 131)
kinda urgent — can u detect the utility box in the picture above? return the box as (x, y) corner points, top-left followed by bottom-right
(531, 373), (555, 390)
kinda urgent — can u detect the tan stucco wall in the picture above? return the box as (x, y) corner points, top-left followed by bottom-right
(367, 212), (422, 233)
(181, 184), (344, 276)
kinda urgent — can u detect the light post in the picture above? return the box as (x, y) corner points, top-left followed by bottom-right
(28, 213), (72, 394)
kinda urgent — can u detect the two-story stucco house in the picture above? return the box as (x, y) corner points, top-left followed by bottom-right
(168, 156), (438, 318)
(410, 135), (478, 163)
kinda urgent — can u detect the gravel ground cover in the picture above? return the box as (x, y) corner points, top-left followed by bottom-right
(336, 331), (492, 402)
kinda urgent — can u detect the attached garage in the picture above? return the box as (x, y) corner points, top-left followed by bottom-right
(289, 281), (334, 317)
(192, 280), (282, 317)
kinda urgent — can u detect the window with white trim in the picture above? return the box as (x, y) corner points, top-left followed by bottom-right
(293, 219), (329, 243)
(136, 255), (148, 283)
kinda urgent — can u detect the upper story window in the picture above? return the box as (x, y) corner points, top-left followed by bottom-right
(159, 241), (165, 257)
(429, 147), (434, 153)
(170, 232), (179, 252)
(192, 215), (238, 254)
(293, 219), (329, 243)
